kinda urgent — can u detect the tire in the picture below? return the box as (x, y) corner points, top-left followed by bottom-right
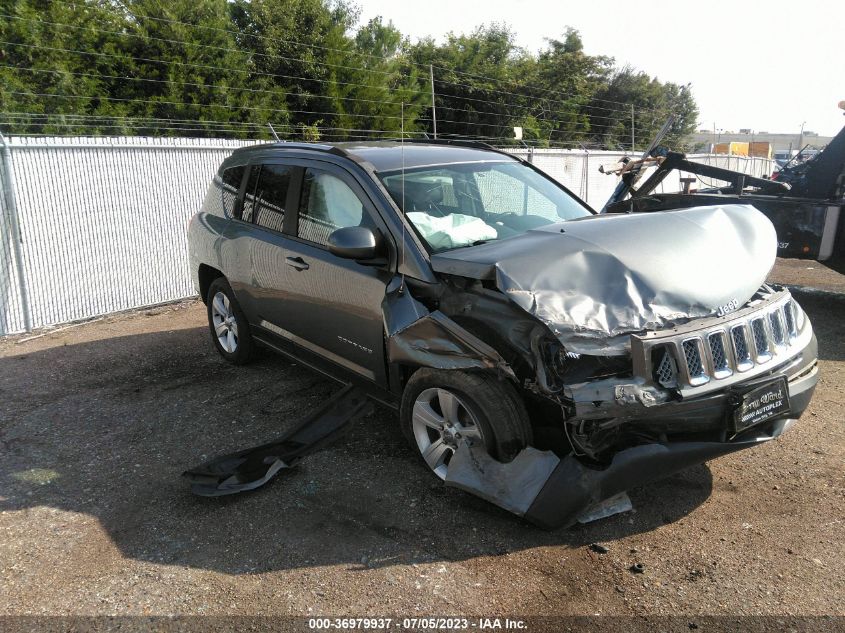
(206, 277), (255, 365)
(399, 369), (533, 480)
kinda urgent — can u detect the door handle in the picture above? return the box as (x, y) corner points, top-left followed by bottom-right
(285, 256), (310, 271)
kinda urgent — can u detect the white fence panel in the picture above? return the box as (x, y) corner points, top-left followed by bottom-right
(1, 136), (257, 333)
(0, 136), (777, 335)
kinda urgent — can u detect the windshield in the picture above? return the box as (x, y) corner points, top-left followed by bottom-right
(379, 161), (592, 253)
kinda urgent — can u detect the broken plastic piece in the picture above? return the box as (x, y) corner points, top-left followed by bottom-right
(577, 492), (633, 524)
(444, 441), (560, 516)
(183, 384), (373, 496)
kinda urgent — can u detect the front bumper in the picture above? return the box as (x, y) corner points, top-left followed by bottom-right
(525, 364), (817, 529)
(446, 332), (818, 530)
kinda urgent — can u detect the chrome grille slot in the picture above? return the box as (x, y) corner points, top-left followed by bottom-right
(730, 325), (753, 371)
(751, 318), (771, 362)
(682, 339), (709, 386)
(769, 310), (785, 346)
(708, 332), (732, 379)
(784, 302), (797, 339)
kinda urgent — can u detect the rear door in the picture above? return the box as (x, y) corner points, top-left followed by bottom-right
(273, 162), (393, 385)
(224, 160), (299, 325)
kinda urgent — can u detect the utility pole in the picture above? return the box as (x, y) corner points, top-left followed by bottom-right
(429, 64), (437, 139)
(798, 120), (806, 153)
(630, 104), (635, 151)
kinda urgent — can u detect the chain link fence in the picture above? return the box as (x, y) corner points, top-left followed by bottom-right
(0, 136), (776, 335)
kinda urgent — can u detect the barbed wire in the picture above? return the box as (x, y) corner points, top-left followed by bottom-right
(0, 112), (609, 148)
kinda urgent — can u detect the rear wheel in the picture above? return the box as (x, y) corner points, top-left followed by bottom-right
(206, 277), (255, 365)
(399, 369), (533, 480)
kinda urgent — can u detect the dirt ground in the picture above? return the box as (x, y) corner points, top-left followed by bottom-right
(1, 260), (843, 627)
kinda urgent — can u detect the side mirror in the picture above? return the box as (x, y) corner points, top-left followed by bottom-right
(328, 226), (381, 260)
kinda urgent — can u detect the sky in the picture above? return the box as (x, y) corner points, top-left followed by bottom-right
(355, 0), (845, 137)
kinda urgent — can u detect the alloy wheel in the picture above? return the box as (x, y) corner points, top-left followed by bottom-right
(411, 387), (485, 479)
(211, 291), (239, 353)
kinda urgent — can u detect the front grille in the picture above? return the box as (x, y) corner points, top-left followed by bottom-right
(635, 293), (803, 395)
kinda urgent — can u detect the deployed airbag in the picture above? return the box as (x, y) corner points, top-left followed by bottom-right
(407, 212), (498, 250)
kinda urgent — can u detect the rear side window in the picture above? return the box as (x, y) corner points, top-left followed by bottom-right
(297, 169), (374, 247)
(220, 165), (245, 217)
(251, 165), (291, 232)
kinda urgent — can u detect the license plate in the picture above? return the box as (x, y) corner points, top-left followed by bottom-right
(733, 377), (791, 433)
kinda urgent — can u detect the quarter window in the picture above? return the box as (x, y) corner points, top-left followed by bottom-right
(241, 166), (261, 223)
(297, 169), (374, 247)
(251, 164), (291, 232)
(220, 165), (245, 217)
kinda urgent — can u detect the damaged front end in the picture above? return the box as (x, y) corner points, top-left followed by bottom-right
(420, 204), (819, 528)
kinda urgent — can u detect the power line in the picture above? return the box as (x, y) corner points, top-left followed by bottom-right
(0, 37), (672, 131)
(431, 64), (681, 114)
(3, 90), (424, 122)
(1, 13), (407, 80)
(1, 64), (650, 132)
(1, 112), (594, 148)
(104, 4), (409, 69)
(0, 40), (429, 101)
(1, 65), (424, 111)
(82, 6), (675, 116)
(1, 13), (668, 118)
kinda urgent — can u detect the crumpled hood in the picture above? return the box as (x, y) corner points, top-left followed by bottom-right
(430, 204), (777, 354)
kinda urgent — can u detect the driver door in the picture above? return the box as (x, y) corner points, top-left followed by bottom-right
(272, 162), (393, 385)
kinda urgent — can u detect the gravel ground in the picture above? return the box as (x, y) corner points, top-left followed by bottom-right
(0, 261), (843, 625)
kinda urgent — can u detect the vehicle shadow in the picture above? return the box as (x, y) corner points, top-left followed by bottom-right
(2, 325), (715, 575)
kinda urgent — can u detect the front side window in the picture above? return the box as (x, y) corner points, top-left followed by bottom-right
(380, 161), (590, 253)
(251, 164), (291, 232)
(297, 169), (375, 247)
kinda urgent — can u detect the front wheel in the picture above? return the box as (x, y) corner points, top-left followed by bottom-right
(399, 369), (533, 480)
(206, 277), (255, 365)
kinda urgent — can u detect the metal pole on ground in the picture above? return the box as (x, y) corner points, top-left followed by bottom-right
(0, 131), (33, 332)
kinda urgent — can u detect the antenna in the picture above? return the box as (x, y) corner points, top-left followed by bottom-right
(267, 122), (280, 141)
(399, 102), (407, 293)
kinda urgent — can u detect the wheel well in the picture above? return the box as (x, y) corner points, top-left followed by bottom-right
(198, 264), (224, 304)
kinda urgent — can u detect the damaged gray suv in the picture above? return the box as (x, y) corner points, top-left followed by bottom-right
(187, 140), (818, 528)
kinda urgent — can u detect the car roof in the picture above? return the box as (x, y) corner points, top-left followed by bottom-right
(230, 140), (517, 172)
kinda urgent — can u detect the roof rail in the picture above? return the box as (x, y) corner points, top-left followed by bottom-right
(231, 141), (354, 159)
(381, 137), (496, 150)
(378, 137), (531, 165)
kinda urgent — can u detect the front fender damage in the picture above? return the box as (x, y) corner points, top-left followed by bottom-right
(382, 279), (516, 379)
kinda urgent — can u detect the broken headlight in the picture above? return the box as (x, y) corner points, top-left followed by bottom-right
(548, 344), (632, 384)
